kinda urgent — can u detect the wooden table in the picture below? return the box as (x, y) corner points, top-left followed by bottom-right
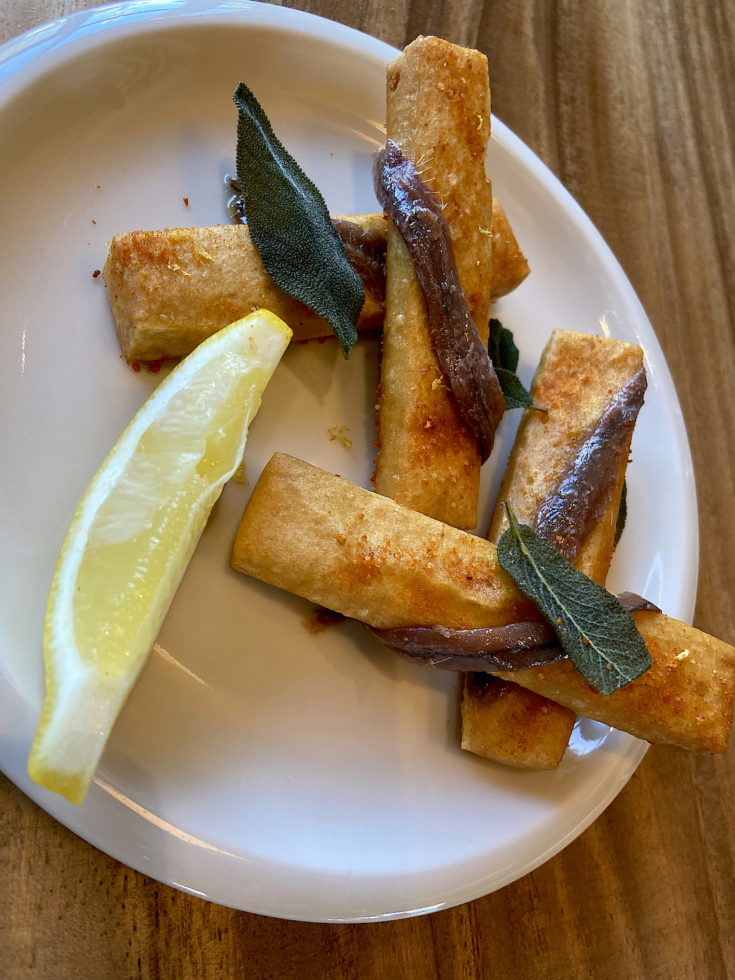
(2, 2), (733, 977)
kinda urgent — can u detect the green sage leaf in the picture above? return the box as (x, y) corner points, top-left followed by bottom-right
(488, 318), (519, 372)
(488, 319), (545, 412)
(494, 367), (543, 411)
(233, 82), (364, 357)
(497, 503), (651, 695)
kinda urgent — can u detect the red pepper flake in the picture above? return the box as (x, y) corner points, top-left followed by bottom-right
(92, 269), (101, 278)
(183, 197), (189, 206)
(146, 357), (169, 374)
(131, 361), (141, 372)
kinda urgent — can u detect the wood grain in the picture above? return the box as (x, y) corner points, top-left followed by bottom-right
(2, 1), (734, 978)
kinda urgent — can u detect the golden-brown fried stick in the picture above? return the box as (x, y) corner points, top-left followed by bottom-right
(372, 36), (494, 530)
(232, 454), (536, 632)
(461, 676), (576, 769)
(490, 198), (530, 299)
(461, 330), (643, 768)
(102, 217), (386, 362)
(102, 199), (529, 363)
(231, 452), (735, 752)
(487, 331), (643, 578)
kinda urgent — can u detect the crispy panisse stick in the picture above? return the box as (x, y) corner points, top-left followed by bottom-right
(231, 453), (735, 752)
(373, 36), (494, 530)
(233, 454), (536, 631)
(462, 675), (576, 769)
(102, 216), (385, 362)
(462, 331), (644, 769)
(102, 201), (528, 363)
(490, 198), (530, 300)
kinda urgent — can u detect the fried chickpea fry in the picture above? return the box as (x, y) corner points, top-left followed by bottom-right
(462, 330), (644, 769)
(231, 452), (735, 753)
(373, 36), (494, 529)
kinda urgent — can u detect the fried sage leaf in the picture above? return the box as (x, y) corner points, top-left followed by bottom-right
(494, 367), (545, 411)
(488, 317), (520, 371)
(497, 503), (651, 695)
(488, 318), (544, 411)
(233, 82), (365, 357)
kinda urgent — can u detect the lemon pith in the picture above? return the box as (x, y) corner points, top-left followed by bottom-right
(28, 311), (292, 804)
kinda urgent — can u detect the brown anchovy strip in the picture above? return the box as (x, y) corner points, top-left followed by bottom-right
(228, 176), (387, 301)
(367, 592), (659, 672)
(331, 219), (387, 300)
(367, 620), (562, 671)
(373, 139), (505, 461)
(533, 368), (647, 562)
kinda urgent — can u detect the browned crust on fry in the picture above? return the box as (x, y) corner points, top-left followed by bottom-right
(102, 217), (386, 362)
(460, 331), (644, 767)
(231, 452), (735, 752)
(488, 330), (644, 579)
(373, 36), (494, 529)
(490, 198), (530, 299)
(231, 453), (536, 631)
(461, 676), (575, 769)
(492, 611), (735, 753)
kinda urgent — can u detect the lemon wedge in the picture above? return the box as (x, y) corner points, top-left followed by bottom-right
(28, 310), (292, 804)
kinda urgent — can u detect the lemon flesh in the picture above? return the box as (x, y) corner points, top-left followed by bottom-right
(28, 311), (292, 804)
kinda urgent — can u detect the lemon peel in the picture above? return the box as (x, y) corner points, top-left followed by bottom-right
(28, 310), (291, 803)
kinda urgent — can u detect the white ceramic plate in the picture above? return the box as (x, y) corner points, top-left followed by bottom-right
(0, 1), (697, 922)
